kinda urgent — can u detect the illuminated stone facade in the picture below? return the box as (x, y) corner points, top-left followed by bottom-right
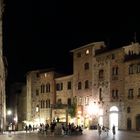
(0, 0), (6, 131)
(26, 69), (73, 126)
(71, 41), (140, 131)
(26, 42), (140, 131)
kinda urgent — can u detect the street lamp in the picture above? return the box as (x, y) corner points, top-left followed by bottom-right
(7, 110), (12, 123)
(7, 110), (12, 116)
(7, 110), (12, 131)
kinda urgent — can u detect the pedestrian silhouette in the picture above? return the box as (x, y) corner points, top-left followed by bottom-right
(112, 125), (116, 135)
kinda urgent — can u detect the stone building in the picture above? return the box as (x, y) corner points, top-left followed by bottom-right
(71, 42), (104, 127)
(0, 0), (6, 131)
(17, 84), (27, 130)
(7, 82), (26, 130)
(26, 68), (74, 126)
(123, 43), (140, 131)
(25, 41), (140, 131)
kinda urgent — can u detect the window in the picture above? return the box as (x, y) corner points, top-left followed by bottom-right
(61, 83), (63, 90)
(112, 54), (115, 59)
(56, 83), (63, 91)
(36, 73), (39, 78)
(138, 88), (140, 97)
(45, 73), (47, 77)
(41, 84), (45, 93)
(137, 64), (140, 73)
(112, 67), (118, 75)
(78, 82), (82, 90)
(77, 52), (81, 58)
(99, 88), (102, 101)
(41, 100), (43, 108)
(128, 89), (134, 99)
(99, 69), (104, 79)
(127, 107), (131, 113)
(78, 97), (82, 105)
(112, 90), (115, 98)
(85, 96), (89, 105)
(85, 80), (89, 89)
(67, 81), (71, 90)
(36, 89), (39, 96)
(86, 49), (89, 55)
(56, 83), (60, 91)
(84, 63), (89, 70)
(112, 90), (119, 99)
(57, 99), (62, 104)
(129, 65), (133, 74)
(67, 98), (71, 106)
(46, 83), (50, 93)
(36, 105), (39, 112)
(46, 99), (50, 108)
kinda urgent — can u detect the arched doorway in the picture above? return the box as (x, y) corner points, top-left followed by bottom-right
(109, 106), (118, 130)
(127, 118), (131, 130)
(136, 115), (140, 131)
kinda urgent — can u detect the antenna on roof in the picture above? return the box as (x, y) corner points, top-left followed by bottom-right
(134, 32), (137, 43)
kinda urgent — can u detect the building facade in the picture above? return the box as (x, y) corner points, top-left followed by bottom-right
(0, 0), (6, 131)
(26, 69), (74, 127)
(26, 41), (140, 131)
(7, 82), (26, 130)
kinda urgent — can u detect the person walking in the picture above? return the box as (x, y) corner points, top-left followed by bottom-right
(112, 125), (116, 135)
(98, 125), (102, 136)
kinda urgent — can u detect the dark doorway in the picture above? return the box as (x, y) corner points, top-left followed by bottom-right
(127, 118), (131, 130)
(136, 115), (140, 131)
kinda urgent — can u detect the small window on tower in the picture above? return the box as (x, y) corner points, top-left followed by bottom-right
(86, 49), (89, 55)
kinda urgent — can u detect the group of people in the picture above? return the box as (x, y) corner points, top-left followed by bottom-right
(24, 122), (83, 136)
(61, 123), (83, 135)
(97, 124), (116, 136)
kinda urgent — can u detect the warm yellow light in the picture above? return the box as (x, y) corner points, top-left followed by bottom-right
(86, 49), (89, 54)
(14, 117), (18, 122)
(36, 107), (39, 112)
(87, 103), (99, 115)
(7, 110), (12, 115)
(99, 108), (103, 115)
(78, 111), (82, 114)
(34, 117), (45, 124)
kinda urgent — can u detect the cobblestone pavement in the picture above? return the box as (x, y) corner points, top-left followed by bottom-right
(0, 129), (140, 140)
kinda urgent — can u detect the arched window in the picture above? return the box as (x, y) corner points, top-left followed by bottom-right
(41, 84), (45, 93)
(67, 98), (71, 106)
(99, 69), (104, 79)
(46, 99), (50, 108)
(46, 83), (50, 93)
(110, 106), (119, 112)
(112, 67), (119, 75)
(127, 107), (131, 113)
(78, 82), (82, 90)
(85, 80), (89, 89)
(129, 64), (133, 74)
(99, 88), (102, 101)
(84, 62), (89, 70)
(137, 64), (140, 73)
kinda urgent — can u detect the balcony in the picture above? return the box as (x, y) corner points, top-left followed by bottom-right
(128, 95), (134, 100)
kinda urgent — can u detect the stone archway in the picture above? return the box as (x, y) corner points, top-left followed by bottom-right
(109, 106), (119, 130)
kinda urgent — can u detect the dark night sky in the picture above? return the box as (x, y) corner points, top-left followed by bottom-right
(2, 1), (140, 83)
